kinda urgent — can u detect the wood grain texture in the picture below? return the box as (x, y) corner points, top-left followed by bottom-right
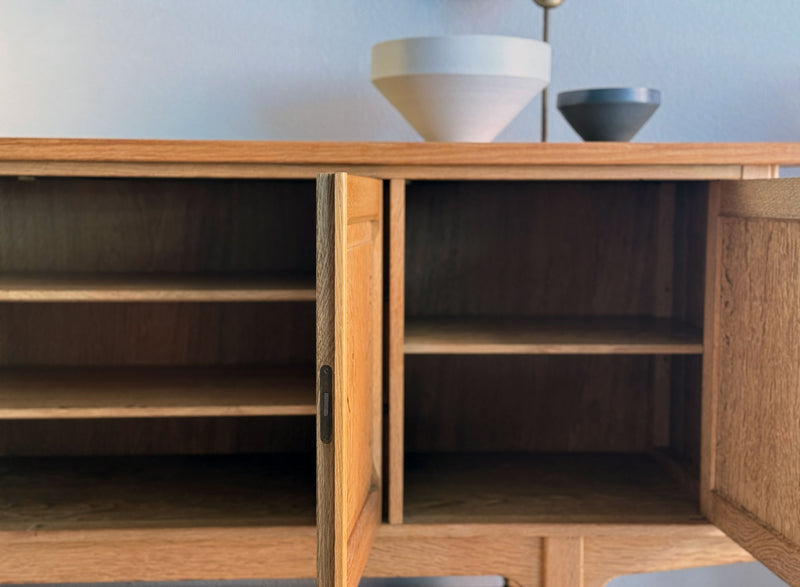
(583, 534), (752, 587)
(0, 273), (315, 302)
(0, 453), (316, 531)
(0, 302), (314, 365)
(0, 162), (750, 181)
(543, 537), (583, 587)
(405, 355), (654, 453)
(700, 184), (723, 514)
(316, 173), (337, 587)
(0, 177), (315, 275)
(706, 193), (800, 584)
(317, 173), (383, 587)
(0, 366), (314, 418)
(404, 316), (702, 355)
(0, 527), (318, 583)
(405, 181), (665, 317)
(387, 179), (406, 524)
(0, 139), (798, 167)
(708, 492), (800, 587)
(719, 177), (800, 219)
(0, 301), (314, 456)
(403, 453), (704, 524)
(0, 527), (746, 586)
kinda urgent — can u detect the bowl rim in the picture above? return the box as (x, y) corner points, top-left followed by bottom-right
(371, 34), (550, 48)
(371, 35), (551, 80)
(557, 87), (660, 107)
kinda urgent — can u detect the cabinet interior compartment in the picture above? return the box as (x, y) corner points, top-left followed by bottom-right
(0, 177), (317, 299)
(0, 176), (318, 531)
(401, 180), (708, 524)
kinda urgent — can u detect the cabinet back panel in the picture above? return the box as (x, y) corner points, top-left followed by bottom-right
(0, 178), (315, 273)
(405, 355), (652, 452)
(405, 181), (663, 316)
(0, 416), (315, 456)
(0, 302), (314, 365)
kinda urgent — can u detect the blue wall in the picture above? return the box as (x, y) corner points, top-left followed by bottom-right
(0, 0), (798, 149)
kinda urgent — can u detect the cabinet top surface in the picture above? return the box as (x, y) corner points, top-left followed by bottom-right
(0, 139), (798, 180)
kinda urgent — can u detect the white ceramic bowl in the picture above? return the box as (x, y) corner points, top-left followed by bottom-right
(371, 35), (551, 142)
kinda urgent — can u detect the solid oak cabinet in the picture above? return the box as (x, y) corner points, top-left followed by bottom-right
(0, 140), (799, 587)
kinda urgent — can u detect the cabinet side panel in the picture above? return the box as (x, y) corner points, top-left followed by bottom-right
(715, 216), (800, 547)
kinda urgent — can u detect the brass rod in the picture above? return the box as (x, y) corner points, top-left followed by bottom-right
(541, 7), (550, 142)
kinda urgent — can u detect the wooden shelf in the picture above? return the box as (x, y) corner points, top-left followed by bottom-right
(0, 366), (315, 419)
(0, 273), (315, 302)
(403, 453), (703, 525)
(404, 316), (703, 355)
(0, 453), (315, 531)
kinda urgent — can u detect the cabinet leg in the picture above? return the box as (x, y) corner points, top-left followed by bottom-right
(542, 536), (584, 587)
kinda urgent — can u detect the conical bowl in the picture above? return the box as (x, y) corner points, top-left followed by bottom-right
(557, 88), (660, 142)
(371, 35), (551, 142)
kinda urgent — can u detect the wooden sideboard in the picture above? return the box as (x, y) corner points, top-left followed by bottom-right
(1, 140), (800, 587)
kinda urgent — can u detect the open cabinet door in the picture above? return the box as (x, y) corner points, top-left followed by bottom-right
(317, 173), (383, 587)
(704, 178), (800, 586)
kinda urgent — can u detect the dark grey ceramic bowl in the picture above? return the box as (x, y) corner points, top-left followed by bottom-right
(557, 87), (660, 142)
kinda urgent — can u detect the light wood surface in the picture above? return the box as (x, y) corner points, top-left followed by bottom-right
(700, 184), (722, 515)
(404, 453), (703, 525)
(317, 173), (383, 587)
(719, 177), (800, 219)
(740, 164), (779, 179)
(387, 178), (405, 524)
(0, 366), (315, 418)
(1, 141), (797, 585)
(0, 139), (798, 180)
(405, 316), (703, 355)
(0, 453), (316, 531)
(543, 537), (583, 587)
(0, 161), (750, 181)
(0, 525), (746, 586)
(0, 527), (318, 584)
(0, 139), (798, 166)
(704, 178), (800, 586)
(0, 273), (315, 302)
